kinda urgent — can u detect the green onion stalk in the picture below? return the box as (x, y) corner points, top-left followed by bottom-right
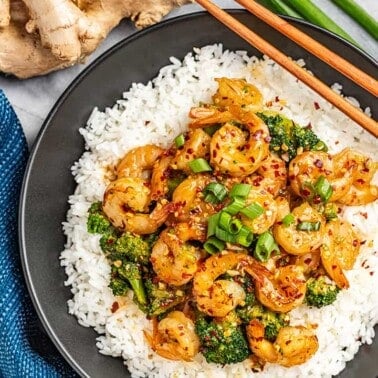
(284, 0), (359, 46)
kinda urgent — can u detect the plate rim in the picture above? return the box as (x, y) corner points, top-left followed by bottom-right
(18, 9), (378, 377)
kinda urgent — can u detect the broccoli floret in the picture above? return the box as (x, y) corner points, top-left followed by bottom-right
(145, 277), (187, 317)
(195, 313), (250, 364)
(100, 233), (118, 253)
(115, 262), (148, 311)
(108, 277), (129, 296)
(236, 303), (288, 341)
(106, 232), (151, 265)
(87, 201), (115, 234)
(257, 111), (327, 161)
(292, 124), (327, 153)
(306, 276), (340, 308)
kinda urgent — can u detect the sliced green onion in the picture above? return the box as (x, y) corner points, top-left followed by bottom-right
(314, 176), (333, 203)
(324, 203), (338, 221)
(174, 134), (185, 148)
(188, 158), (212, 173)
(215, 227), (236, 243)
(297, 221), (321, 231)
(240, 202), (264, 219)
(313, 140), (328, 152)
(218, 211), (232, 230)
(204, 237), (225, 254)
(282, 213), (295, 226)
(254, 232), (279, 262)
(229, 183), (251, 199)
(207, 213), (220, 238)
(235, 226), (254, 247)
(229, 219), (243, 235)
(203, 182), (227, 204)
(223, 197), (246, 215)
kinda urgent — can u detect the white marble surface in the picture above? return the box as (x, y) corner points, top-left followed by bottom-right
(0, 0), (377, 147)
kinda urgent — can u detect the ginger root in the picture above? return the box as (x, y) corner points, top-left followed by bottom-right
(0, 0), (191, 78)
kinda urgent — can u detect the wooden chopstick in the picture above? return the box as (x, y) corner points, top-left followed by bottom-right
(195, 0), (378, 137)
(236, 0), (377, 97)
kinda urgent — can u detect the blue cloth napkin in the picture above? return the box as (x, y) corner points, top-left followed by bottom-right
(0, 90), (76, 377)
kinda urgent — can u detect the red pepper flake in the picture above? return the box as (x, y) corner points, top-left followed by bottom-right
(304, 258), (312, 265)
(360, 212), (368, 219)
(111, 301), (119, 313)
(314, 102), (320, 110)
(370, 271), (374, 276)
(352, 239), (359, 247)
(252, 130), (263, 140)
(335, 140), (339, 145)
(314, 159), (323, 168)
(275, 96), (280, 102)
(312, 195), (322, 204)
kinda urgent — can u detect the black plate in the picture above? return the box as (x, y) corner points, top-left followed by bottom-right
(19, 10), (377, 378)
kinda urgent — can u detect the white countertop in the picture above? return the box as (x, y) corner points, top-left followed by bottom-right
(0, 0), (377, 147)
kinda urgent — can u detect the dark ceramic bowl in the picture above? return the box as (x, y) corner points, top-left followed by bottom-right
(19, 10), (377, 378)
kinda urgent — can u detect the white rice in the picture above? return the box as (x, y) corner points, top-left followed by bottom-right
(60, 44), (378, 378)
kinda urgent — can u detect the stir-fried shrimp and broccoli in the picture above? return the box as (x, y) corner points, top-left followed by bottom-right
(86, 78), (378, 369)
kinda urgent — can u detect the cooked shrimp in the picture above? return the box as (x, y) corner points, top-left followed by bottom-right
(212, 78), (263, 112)
(145, 311), (200, 361)
(150, 227), (201, 286)
(189, 106), (234, 128)
(171, 174), (216, 223)
(273, 202), (326, 255)
(239, 189), (278, 234)
(245, 263), (306, 313)
(171, 129), (211, 173)
(174, 221), (207, 243)
(320, 219), (361, 289)
(246, 154), (287, 197)
(102, 177), (168, 234)
(289, 151), (353, 202)
(246, 319), (318, 367)
(210, 112), (269, 177)
(116, 144), (164, 178)
(334, 148), (378, 205)
(338, 185), (378, 206)
(291, 250), (321, 275)
(275, 196), (291, 221)
(193, 252), (248, 317)
(150, 154), (173, 201)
